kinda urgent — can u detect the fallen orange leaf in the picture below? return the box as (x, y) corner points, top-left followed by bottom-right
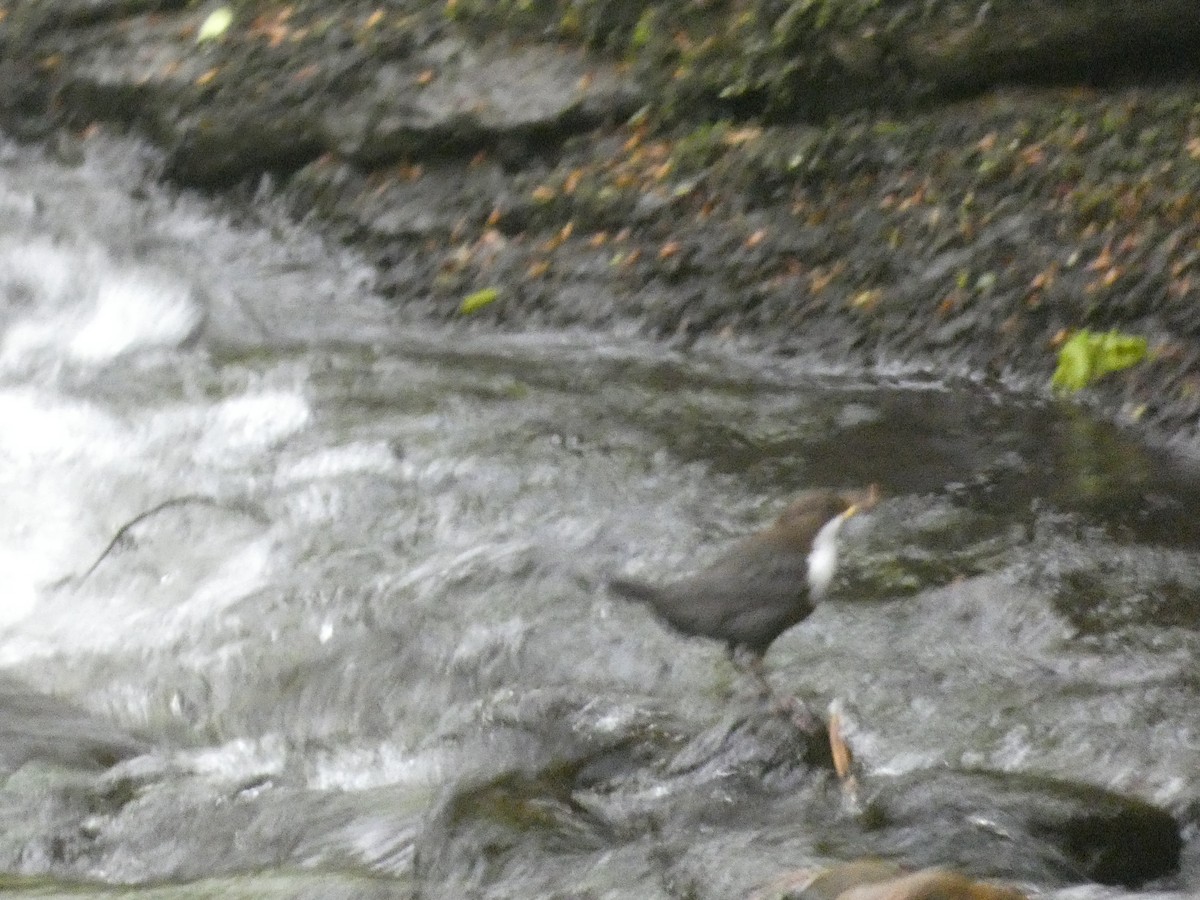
(828, 711), (853, 780)
(1087, 242), (1114, 271)
(1169, 275), (1193, 298)
(1030, 264), (1058, 291)
(1020, 143), (1046, 166)
(809, 267), (835, 294)
(722, 126), (763, 146)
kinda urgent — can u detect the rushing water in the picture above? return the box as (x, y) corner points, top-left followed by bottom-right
(0, 134), (1198, 898)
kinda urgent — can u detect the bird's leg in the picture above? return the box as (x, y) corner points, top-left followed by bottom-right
(737, 648), (773, 699)
(776, 690), (820, 733)
(729, 647), (820, 732)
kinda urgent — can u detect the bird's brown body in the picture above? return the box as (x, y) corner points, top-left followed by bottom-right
(610, 488), (875, 658)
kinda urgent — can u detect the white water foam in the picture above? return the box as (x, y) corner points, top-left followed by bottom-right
(0, 388), (131, 626)
(0, 238), (202, 369)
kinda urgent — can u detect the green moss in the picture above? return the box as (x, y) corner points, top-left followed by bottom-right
(671, 120), (733, 173)
(774, 0), (882, 37)
(630, 7), (654, 49)
(445, 0), (656, 54)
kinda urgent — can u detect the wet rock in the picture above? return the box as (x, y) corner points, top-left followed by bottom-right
(859, 768), (1182, 888)
(54, 13), (215, 135)
(411, 701), (834, 897)
(163, 106), (326, 188)
(46, 9), (332, 185)
(662, 708), (835, 788)
(905, 0), (1200, 93)
(323, 39), (641, 167)
(0, 754), (427, 885)
(1043, 542), (1200, 633)
(409, 694), (664, 895)
(0, 674), (147, 773)
(5, 0), (178, 34)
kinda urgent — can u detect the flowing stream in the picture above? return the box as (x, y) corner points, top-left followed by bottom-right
(0, 134), (1198, 898)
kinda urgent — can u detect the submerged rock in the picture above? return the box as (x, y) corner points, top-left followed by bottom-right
(0, 674), (147, 774)
(858, 768), (1182, 888)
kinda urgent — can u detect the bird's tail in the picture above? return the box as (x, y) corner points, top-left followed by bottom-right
(607, 576), (661, 606)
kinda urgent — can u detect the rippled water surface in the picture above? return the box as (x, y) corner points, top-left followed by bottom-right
(1, 135), (1198, 898)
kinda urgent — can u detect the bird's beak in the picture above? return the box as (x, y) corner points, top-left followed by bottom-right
(844, 484), (882, 519)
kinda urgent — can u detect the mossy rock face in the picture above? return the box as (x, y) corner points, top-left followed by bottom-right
(443, 0), (900, 123)
(446, 0), (653, 53)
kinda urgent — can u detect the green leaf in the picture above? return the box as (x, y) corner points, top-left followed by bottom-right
(197, 6), (234, 43)
(460, 287), (500, 314)
(1052, 332), (1096, 391)
(1052, 329), (1147, 392)
(1093, 330), (1147, 377)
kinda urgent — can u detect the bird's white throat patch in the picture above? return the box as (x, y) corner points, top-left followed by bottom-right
(806, 511), (847, 600)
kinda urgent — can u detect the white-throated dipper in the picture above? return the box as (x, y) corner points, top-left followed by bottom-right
(609, 486), (878, 662)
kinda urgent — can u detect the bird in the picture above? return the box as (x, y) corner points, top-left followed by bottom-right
(609, 485), (878, 670)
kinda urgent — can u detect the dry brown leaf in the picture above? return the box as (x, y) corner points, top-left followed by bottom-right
(828, 711), (853, 780)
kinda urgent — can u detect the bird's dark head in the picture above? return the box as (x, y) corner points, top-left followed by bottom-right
(770, 485), (879, 542)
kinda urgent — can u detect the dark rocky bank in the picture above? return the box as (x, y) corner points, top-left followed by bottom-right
(2, 2), (1199, 892)
(3, 0), (1200, 453)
